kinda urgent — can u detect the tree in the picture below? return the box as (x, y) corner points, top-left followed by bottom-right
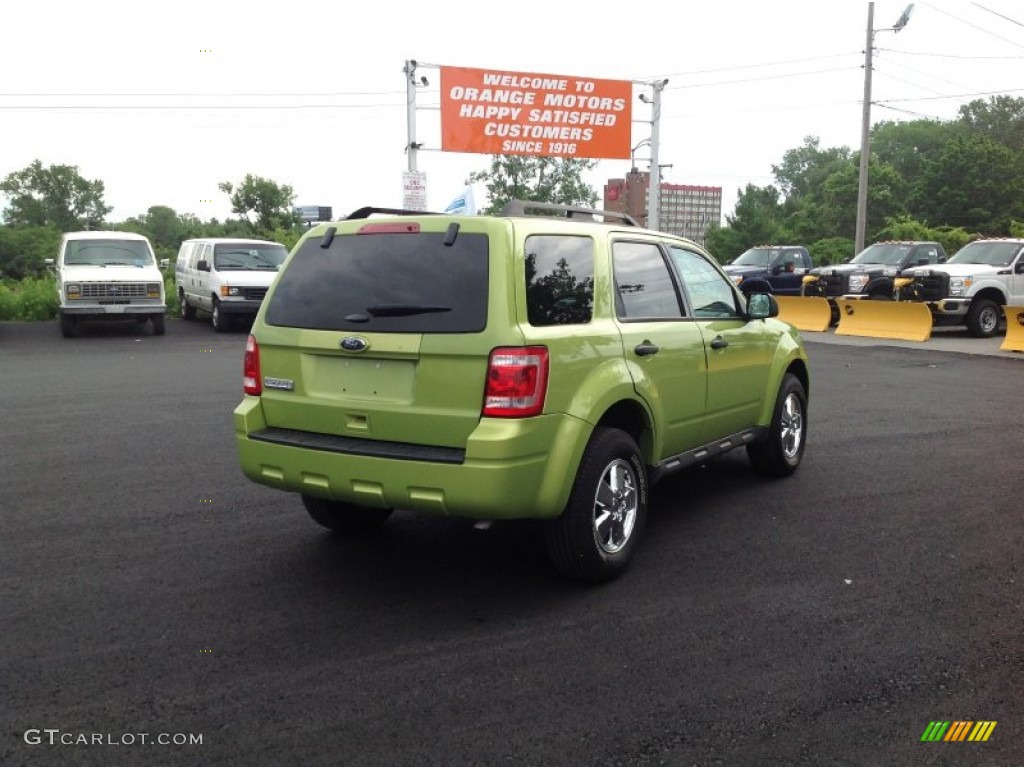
(958, 95), (1024, 153)
(0, 160), (111, 231)
(916, 134), (1024, 234)
(218, 174), (299, 232)
(467, 156), (598, 215)
(704, 183), (785, 262)
(0, 224), (62, 279)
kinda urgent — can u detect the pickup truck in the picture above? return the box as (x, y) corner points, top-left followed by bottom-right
(723, 245), (813, 296)
(895, 238), (1024, 337)
(802, 241), (947, 324)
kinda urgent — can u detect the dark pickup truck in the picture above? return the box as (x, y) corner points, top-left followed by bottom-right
(804, 241), (947, 300)
(723, 245), (813, 296)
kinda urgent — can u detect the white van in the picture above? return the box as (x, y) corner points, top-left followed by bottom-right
(46, 231), (168, 338)
(175, 238), (289, 331)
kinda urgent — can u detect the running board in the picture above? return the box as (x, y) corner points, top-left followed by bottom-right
(649, 427), (767, 483)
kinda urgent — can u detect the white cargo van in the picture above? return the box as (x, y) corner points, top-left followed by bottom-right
(46, 231), (168, 338)
(175, 238), (289, 331)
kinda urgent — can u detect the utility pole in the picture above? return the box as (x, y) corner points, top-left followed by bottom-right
(640, 79), (669, 231)
(855, 2), (875, 256)
(855, 2), (914, 255)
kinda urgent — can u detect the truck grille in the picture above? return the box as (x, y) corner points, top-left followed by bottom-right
(81, 283), (148, 298)
(912, 273), (949, 301)
(241, 287), (268, 301)
(820, 273), (847, 296)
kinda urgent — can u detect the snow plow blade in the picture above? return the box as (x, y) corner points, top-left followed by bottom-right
(834, 299), (933, 342)
(1001, 305), (1024, 352)
(774, 296), (833, 332)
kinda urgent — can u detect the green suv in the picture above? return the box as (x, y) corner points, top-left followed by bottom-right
(234, 201), (810, 581)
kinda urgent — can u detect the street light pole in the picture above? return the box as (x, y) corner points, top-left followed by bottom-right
(854, 2), (875, 256)
(646, 79), (668, 231)
(855, 2), (914, 255)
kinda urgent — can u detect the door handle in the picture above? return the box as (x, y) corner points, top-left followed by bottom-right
(710, 336), (729, 349)
(634, 342), (660, 357)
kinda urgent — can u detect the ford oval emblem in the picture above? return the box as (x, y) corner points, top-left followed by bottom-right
(340, 336), (369, 352)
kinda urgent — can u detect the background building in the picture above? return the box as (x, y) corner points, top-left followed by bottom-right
(604, 170), (722, 246)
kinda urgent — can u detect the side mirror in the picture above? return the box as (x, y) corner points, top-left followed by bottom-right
(159, 258), (169, 268)
(197, 260), (210, 272)
(747, 292), (778, 320)
(44, 258), (55, 267)
(1016, 260), (1024, 274)
(770, 263), (783, 275)
(917, 258), (929, 265)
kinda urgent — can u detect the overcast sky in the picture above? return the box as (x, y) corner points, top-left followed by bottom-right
(2, 0), (1022, 225)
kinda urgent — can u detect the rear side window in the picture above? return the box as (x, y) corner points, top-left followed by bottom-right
(265, 231), (489, 332)
(525, 235), (594, 326)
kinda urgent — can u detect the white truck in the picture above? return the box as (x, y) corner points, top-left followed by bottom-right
(47, 231), (168, 338)
(896, 238), (1024, 337)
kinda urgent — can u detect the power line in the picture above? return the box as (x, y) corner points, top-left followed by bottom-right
(666, 66), (856, 91)
(0, 90), (406, 98)
(881, 87), (1024, 103)
(877, 47), (1023, 60)
(642, 51), (862, 80)
(971, 2), (1024, 27)
(0, 103), (405, 111)
(922, 2), (1024, 49)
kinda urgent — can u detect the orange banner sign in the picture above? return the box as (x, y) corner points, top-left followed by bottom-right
(440, 66), (632, 160)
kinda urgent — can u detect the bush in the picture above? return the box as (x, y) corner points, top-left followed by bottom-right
(0, 275), (59, 320)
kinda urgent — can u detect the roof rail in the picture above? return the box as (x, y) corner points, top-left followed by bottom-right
(345, 206), (443, 220)
(499, 200), (640, 227)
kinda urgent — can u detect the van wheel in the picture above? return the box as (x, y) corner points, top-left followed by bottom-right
(302, 495), (393, 534)
(966, 298), (1000, 338)
(180, 293), (196, 320)
(211, 299), (230, 332)
(59, 315), (78, 338)
(747, 373), (806, 477)
(544, 427), (648, 583)
(151, 314), (166, 336)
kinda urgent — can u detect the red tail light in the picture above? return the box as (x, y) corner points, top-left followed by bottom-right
(483, 346), (549, 418)
(243, 335), (262, 395)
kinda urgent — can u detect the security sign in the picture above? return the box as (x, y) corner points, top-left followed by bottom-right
(440, 66), (632, 160)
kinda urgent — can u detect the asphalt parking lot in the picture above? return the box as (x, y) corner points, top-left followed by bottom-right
(1, 318), (1021, 766)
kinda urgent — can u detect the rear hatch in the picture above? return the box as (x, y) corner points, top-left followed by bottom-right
(254, 216), (516, 450)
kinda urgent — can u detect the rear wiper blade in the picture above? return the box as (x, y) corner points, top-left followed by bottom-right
(365, 304), (451, 317)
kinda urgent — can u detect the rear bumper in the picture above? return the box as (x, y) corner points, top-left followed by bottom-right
(233, 397), (592, 520)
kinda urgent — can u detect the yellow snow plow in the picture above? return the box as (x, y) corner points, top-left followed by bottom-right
(834, 298), (933, 342)
(1001, 305), (1024, 352)
(774, 296), (833, 332)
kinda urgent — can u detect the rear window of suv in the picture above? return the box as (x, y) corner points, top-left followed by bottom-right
(265, 231), (489, 333)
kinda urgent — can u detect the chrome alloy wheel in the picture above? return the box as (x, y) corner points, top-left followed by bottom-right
(979, 306), (999, 335)
(781, 391), (804, 460)
(592, 458), (638, 554)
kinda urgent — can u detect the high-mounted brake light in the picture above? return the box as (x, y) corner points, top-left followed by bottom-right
(483, 346), (549, 418)
(243, 335), (262, 395)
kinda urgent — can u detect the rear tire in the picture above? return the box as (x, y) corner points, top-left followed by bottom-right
(966, 298), (1000, 338)
(747, 373), (807, 478)
(302, 495), (393, 534)
(544, 427), (648, 583)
